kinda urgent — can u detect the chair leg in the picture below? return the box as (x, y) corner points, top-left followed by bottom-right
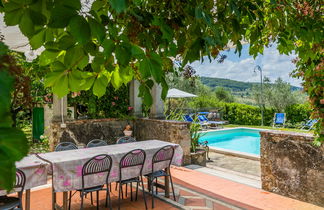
(118, 181), (122, 210)
(90, 192), (93, 205)
(106, 186), (112, 210)
(140, 176), (148, 210)
(135, 181), (139, 201)
(169, 174), (176, 201)
(68, 191), (72, 210)
(151, 177), (155, 208)
(125, 182), (128, 197)
(130, 182), (133, 201)
(96, 191), (99, 210)
(155, 177), (158, 195)
(80, 192), (84, 210)
(109, 183), (112, 192)
(18, 192), (23, 209)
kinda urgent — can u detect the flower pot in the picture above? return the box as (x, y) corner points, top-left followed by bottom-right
(190, 148), (207, 166)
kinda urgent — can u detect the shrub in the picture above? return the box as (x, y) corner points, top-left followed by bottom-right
(285, 104), (311, 124)
(221, 103), (275, 126)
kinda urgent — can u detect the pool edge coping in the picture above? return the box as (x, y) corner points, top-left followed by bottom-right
(209, 146), (260, 161)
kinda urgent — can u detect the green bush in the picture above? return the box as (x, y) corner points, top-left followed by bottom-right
(221, 103), (275, 126)
(285, 104), (311, 124)
(220, 102), (310, 126)
(68, 84), (131, 119)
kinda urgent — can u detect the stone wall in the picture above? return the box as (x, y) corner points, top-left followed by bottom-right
(260, 130), (324, 207)
(49, 118), (133, 150)
(49, 118), (191, 165)
(135, 118), (191, 165)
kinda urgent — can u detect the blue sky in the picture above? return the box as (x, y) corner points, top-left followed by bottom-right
(191, 44), (302, 87)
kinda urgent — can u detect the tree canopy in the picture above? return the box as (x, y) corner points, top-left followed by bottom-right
(0, 0), (323, 190)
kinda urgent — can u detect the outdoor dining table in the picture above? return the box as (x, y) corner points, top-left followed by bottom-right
(0, 154), (49, 210)
(36, 140), (183, 210)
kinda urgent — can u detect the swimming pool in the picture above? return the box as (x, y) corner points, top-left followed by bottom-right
(199, 128), (261, 155)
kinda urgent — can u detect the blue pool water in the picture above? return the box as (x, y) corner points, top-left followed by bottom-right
(199, 128), (260, 155)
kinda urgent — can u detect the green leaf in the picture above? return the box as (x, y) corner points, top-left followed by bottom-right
(69, 70), (83, 92)
(39, 50), (60, 66)
(0, 71), (14, 128)
(48, 5), (77, 28)
(93, 75), (109, 97)
(3, 9), (24, 26)
(52, 73), (69, 98)
(102, 39), (115, 56)
(0, 128), (28, 190)
(88, 18), (106, 44)
(115, 43), (131, 67)
(57, 35), (76, 50)
(149, 53), (163, 83)
(29, 9), (46, 25)
(64, 46), (86, 68)
(139, 84), (153, 106)
(109, 0), (127, 13)
(139, 57), (151, 79)
(119, 66), (134, 85)
(69, 16), (91, 45)
(19, 10), (35, 37)
(131, 44), (145, 59)
(80, 73), (96, 90)
(29, 29), (45, 49)
(111, 67), (123, 89)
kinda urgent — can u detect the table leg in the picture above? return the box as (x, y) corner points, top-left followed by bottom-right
(165, 168), (170, 198)
(25, 189), (31, 210)
(63, 192), (68, 210)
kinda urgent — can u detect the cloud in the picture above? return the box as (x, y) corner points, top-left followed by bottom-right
(191, 45), (302, 87)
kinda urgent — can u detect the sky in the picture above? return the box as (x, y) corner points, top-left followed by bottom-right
(191, 44), (302, 87)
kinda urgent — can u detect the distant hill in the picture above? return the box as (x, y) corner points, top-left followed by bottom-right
(200, 77), (302, 92)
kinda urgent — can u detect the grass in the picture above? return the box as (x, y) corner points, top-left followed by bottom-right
(224, 124), (313, 133)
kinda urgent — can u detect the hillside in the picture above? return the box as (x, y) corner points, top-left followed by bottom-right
(200, 77), (302, 92)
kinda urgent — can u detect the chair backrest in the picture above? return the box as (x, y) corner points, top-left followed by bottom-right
(201, 115), (209, 121)
(183, 115), (193, 122)
(274, 113), (285, 124)
(119, 149), (146, 180)
(15, 169), (26, 193)
(197, 115), (207, 122)
(55, 142), (78, 151)
(81, 154), (113, 188)
(116, 136), (136, 144)
(307, 119), (318, 126)
(86, 139), (107, 148)
(152, 145), (175, 173)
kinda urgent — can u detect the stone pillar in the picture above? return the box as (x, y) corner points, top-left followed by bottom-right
(129, 80), (142, 117)
(52, 95), (68, 122)
(149, 83), (165, 119)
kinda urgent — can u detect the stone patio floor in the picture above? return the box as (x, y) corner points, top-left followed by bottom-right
(17, 166), (323, 210)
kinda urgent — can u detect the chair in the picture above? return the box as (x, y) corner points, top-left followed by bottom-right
(116, 136), (136, 144)
(273, 113), (286, 127)
(183, 114), (194, 122)
(0, 169), (26, 210)
(55, 142), (78, 151)
(198, 115), (226, 128)
(118, 149), (147, 210)
(71, 154), (113, 210)
(86, 139), (107, 148)
(301, 119), (318, 130)
(145, 145), (176, 208)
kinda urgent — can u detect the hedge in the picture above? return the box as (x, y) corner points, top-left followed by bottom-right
(219, 102), (310, 126)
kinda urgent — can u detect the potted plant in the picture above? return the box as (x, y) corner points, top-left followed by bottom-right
(189, 121), (207, 166)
